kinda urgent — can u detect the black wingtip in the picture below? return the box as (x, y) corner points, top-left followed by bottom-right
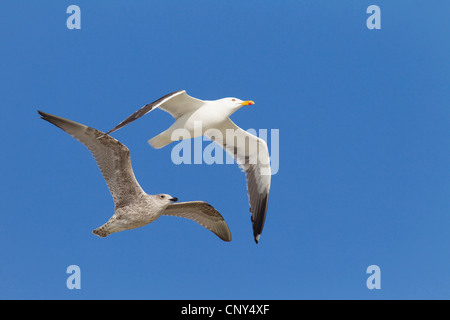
(251, 193), (269, 245)
(37, 110), (46, 118)
(38, 110), (52, 122)
(103, 129), (114, 136)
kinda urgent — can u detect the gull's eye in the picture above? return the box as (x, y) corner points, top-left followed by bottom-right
(232, 99), (236, 101)
(160, 195), (165, 199)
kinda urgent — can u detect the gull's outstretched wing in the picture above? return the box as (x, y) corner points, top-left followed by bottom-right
(38, 111), (145, 209)
(206, 118), (271, 243)
(101, 90), (204, 137)
(163, 201), (232, 242)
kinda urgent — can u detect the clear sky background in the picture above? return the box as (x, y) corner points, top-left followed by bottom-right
(1, 1), (449, 299)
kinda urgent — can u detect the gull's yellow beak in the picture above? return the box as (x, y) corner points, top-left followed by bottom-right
(240, 100), (255, 106)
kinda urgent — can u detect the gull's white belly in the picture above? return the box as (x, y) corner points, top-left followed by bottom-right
(170, 107), (227, 138)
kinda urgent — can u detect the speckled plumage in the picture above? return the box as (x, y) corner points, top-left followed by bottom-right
(39, 111), (231, 241)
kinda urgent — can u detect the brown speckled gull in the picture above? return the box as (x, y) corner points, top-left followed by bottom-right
(38, 110), (231, 242)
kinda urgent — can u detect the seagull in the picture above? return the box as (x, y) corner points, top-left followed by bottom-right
(101, 90), (271, 243)
(38, 110), (232, 241)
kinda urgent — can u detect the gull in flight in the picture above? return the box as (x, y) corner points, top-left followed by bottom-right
(101, 90), (271, 243)
(38, 111), (232, 241)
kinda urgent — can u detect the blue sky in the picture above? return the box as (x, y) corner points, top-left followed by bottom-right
(1, 1), (449, 299)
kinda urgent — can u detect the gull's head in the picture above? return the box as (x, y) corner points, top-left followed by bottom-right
(155, 194), (178, 207)
(218, 97), (255, 114)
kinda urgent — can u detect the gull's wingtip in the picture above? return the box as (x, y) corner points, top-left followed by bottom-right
(37, 110), (54, 123)
(37, 110), (47, 118)
(221, 227), (232, 242)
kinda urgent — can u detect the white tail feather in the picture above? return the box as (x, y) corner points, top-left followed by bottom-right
(148, 133), (172, 149)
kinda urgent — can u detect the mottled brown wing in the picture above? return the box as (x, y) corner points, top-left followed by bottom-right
(163, 201), (232, 242)
(39, 111), (145, 208)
